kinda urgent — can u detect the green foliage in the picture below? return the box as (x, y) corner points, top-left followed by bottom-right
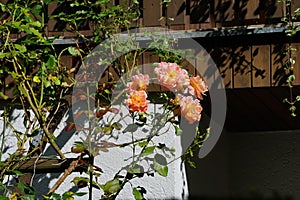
(278, 0), (300, 116)
(0, 0), (210, 199)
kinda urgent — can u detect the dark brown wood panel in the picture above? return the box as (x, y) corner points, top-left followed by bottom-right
(271, 44), (288, 86)
(210, 47), (233, 89)
(252, 45), (271, 87)
(190, 0), (211, 24)
(214, 0), (235, 23)
(265, 0), (284, 20)
(167, 0), (185, 25)
(233, 46), (251, 88)
(143, 0), (162, 26)
(292, 43), (300, 85)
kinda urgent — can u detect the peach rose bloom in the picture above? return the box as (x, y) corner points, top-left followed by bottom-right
(127, 74), (149, 91)
(189, 76), (208, 100)
(155, 62), (190, 93)
(125, 90), (149, 113)
(178, 94), (203, 124)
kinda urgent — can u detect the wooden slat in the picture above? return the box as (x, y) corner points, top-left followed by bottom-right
(271, 44), (288, 86)
(190, 0), (210, 24)
(218, 47), (233, 89)
(143, 0), (162, 26)
(167, 0), (185, 25)
(252, 45), (271, 87)
(292, 43), (300, 85)
(265, 0), (284, 20)
(233, 46), (251, 88)
(214, 0), (234, 23)
(195, 47), (219, 88)
(244, 0), (260, 20)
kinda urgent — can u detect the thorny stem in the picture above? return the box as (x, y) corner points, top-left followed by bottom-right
(0, 107), (7, 161)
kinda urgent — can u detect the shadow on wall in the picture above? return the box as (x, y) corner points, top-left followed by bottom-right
(185, 129), (300, 200)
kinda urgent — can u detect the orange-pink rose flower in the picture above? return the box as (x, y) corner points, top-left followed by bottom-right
(189, 76), (208, 100)
(125, 90), (149, 113)
(155, 62), (190, 93)
(177, 94), (203, 124)
(127, 74), (149, 91)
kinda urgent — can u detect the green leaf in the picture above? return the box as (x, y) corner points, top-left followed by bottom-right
(0, 52), (7, 59)
(29, 27), (42, 38)
(44, 80), (51, 88)
(128, 164), (143, 174)
(141, 146), (155, 157)
(138, 141), (148, 147)
(23, 194), (36, 200)
(74, 192), (87, 197)
(51, 76), (61, 85)
(72, 177), (89, 188)
(0, 196), (9, 200)
(14, 44), (27, 53)
(133, 188), (143, 200)
(30, 21), (42, 27)
(0, 92), (8, 100)
(112, 122), (122, 130)
(46, 55), (57, 70)
(68, 47), (80, 56)
(100, 179), (121, 195)
(287, 74), (295, 83)
(103, 125), (113, 135)
(174, 125), (182, 136)
(62, 191), (75, 200)
(71, 141), (86, 153)
(153, 154), (168, 177)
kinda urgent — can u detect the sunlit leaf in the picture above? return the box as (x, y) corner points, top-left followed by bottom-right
(100, 179), (121, 195)
(153, 154), (168, 177)
(68, 47), (80, 56)
(141, 146), (155, 157)
(133, 188), (143, 200)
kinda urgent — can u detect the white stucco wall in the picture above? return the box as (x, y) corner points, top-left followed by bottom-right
(0, 105), (189, 200)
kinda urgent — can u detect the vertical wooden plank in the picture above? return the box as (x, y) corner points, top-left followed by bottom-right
(214, 0), (234, 23)
(291, 43), (300, 85)
(271, 44), (288, 86)
(195, 47), (218, 88)
(265, 0), (284, 20)
(293, 1), (300, 14)
(244, 0), (260, 20)
(217, 47), (233, 89)
(143, 0), (162, 26)
(167, 0), (185, 25)
(252, 45), (271, 87)
(233, 46), (251, 88)
(208, 47), (233, 89)
(190, 0), (210, 24)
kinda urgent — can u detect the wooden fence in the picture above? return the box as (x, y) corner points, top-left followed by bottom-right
(38, 1), (300, 36)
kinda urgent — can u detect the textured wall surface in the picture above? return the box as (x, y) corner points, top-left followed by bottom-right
(0, 106), (189, 200)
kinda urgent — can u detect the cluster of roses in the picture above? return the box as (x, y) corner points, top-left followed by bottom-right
(125, 62), (208, 124)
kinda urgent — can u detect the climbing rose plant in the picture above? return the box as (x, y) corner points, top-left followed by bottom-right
(124, 62), (208, 122)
